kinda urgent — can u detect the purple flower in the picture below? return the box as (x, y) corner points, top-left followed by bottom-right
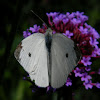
(63, 30), (73, 38)
(85, 66), (91, 71)
(95, 82), (100, 88)
(29, 24), (40, 33)
(79, 15), (88, 22)
(23, 29), (31, 38)
(90, 51), (96, 57)
(89, 37), (99, 47)
(90, 28), (100, 39)
(84, 23), (92, 29)
(74, 67), (82, 77)
(62, 18), (69, 24)
(53, 14), (67, 24)
(66, 78), (72, 86)
(75, 12), (88, 22)
(53, 17), (60, 24)
(68, 12), (75, 19)
(81, 73), (92, 82)
(58, 14), (66, 20)
(47, 86), (50, 92)
(81, 57), (92, 66)
(66, 12), (70, 16)
(71, 18), (81, 25)
(90, 45), (100, 57)
(75, 11), (84, 17)
(46, 12), (59, 18)
(93, 45), (100, 55)
(83, 80), (93, 89)
(79, 26), (88, 34)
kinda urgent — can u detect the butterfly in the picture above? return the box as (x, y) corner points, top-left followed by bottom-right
(14, 28), (81, 88)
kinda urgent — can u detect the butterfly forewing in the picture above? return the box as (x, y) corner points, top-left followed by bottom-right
(50, 33), (81, 88)
(14, 33), (49, 87)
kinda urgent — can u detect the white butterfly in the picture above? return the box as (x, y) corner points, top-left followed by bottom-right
(14, 28), (81, 88)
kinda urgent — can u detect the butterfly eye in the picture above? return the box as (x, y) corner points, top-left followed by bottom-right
(28, 53), (31, 57)
(66, 53), (68, 58)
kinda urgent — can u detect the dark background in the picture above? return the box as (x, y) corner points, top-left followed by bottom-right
(0, 0), (100, 100)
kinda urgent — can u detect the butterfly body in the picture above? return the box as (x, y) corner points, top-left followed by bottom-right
(14, 28), (81, 88)
(45, 28), (52, 53)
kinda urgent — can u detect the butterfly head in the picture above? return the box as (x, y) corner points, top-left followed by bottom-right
(45, 28), (53, 36)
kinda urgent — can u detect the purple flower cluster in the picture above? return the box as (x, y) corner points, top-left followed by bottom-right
(23, 11), (100, 91)
(23, 25), (40, 38)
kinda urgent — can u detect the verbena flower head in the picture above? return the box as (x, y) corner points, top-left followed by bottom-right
(23, 11), (100, 91)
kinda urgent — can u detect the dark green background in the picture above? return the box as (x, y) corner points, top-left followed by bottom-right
(0, 0), (100, 100)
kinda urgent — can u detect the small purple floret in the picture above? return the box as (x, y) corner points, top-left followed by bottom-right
(79, 15), (88, 22)
(83, 80), (93, 89)
(71, 18), (81, 25)
(81, 57), (92, 66)
(85, 66), (91, 71)
(66, 78), (72, 86)
(63, 30), (73, 38)
(23, 29), (31, 38)
(90, 28), (100, 39)
(29, 24), (40, 33)
(53, 17), (60, 24)
(81, 73), (92, 82)
(68, 12), (75, 19)
(75, 11), (84, 17)
(74, 67), (82, 77)
(62, 18), (69, 24)
(79, 26), (88, 34)
(89, 37), (99, 47)
(95, 82), (100, 88)
(46, 12), (59, 18)
(93, 45), (100, 56)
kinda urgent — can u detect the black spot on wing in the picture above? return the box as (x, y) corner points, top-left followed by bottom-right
(28, 52), (31, 57)
(66, 53), (68, 58)
(74, 43), (81, 63)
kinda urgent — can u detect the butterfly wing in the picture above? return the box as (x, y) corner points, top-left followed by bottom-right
(14, 33), (49, 87)
(50, 33), (81, 88)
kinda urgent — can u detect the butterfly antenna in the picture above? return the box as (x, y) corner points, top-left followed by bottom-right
(30, 10), (48, 27)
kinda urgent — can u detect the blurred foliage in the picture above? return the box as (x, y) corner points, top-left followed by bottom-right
(0, 0), (100, 100)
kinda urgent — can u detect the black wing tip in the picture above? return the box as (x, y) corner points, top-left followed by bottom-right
(14, 42), (22, 62)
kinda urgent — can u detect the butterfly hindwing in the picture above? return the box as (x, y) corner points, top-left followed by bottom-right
(14, 33), (49, 87)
